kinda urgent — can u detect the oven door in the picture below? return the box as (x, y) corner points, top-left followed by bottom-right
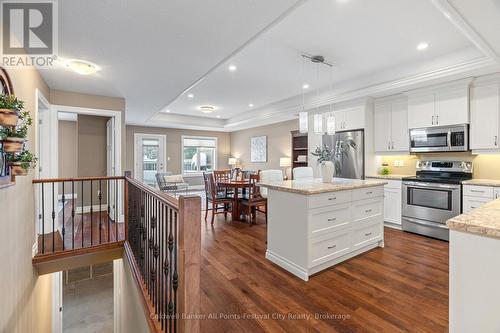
(402, 181), (461, 223)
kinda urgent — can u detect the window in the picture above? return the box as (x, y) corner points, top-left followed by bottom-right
(182, 136), (217, 174)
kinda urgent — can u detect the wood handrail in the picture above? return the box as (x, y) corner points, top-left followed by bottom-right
(32, 175), (125, 183)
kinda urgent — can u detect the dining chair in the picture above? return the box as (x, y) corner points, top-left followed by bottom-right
(292, 167), (314, 180)
(239, 174), (267, 226)
(259, 169), (283, 198)
(214, 169), (234, 196)
(203, 173), (233, 225)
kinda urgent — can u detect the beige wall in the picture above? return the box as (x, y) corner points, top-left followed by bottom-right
(125, 125), (231, 176)
(230, 119), (298, 171)
(58, 120), (77, 194)
(379, 152), (500, 179)
(0, 67), (53, 332)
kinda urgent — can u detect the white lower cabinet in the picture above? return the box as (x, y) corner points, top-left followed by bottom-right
(462, 185), (500, 214)
(383, 180), (402, 226)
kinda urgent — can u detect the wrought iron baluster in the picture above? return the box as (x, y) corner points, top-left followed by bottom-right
(81, 180), (84, 248)
(168, 207), (174, 332)
(72, 180), (75, 249)
(90, 180), (93, 246)
(173, 210), (178, 332)
(62, 182), (65, 251)
(51, 182), (55, 253)
(41, 183), (45, 254)
(99, 179), (102, 244)
(115, 179), (118, 240)
(107, 179), (110, 242)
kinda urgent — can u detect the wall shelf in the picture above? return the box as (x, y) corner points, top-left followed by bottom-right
(291, 130), (308, 176)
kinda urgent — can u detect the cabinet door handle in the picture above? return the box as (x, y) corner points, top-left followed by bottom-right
(365, 209), (373, 213)
(365, 191), (373, 195)
(365, 232), (373, 236)
(327, 245), (336, 249)
(431, 115), (435, 125)
(328, 197), (337, 201)
(388, 141), (391, 150)
(495, 136), (498, 146)
(327, 217), (337, 222)
(391, 141), (394, 150)
(436, 115), (439, 125)
(470, 189), (485, 193)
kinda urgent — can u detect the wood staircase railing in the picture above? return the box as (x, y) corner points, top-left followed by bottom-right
(32, 173), (201, 332)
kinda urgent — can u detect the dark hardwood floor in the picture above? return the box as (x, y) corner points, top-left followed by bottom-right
(200, 213), (449, 333)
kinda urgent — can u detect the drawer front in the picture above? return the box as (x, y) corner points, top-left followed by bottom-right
(463, 196), (491, 214)
(310, 204), (351, 238)
(463, 185), (494, 199)
(308, 190), (351, 209)
(385, 180), (402, 190)
(352, 219), (383, 249)
(352, 198), (383, 221)
(352, 186), (384, 201)
(309, 230), (351, 268)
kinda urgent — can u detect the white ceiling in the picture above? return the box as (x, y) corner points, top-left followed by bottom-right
(39, 0), (500, 131)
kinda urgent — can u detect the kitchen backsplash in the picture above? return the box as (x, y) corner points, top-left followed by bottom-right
(378, 153), (500, 180)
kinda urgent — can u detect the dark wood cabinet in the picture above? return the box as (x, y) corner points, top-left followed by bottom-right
(291, 130), (308, 177)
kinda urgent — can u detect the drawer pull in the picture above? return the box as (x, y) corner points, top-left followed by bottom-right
(365, 209), (373, 213)
(471, 206), (477, 209)
(365, 232), (373, 236)
(327, 218), (337, 222)
(470, 190), (485, 193)
(328, 197), (337, 201)
(365, 191), (373, 195)
(327, 245), (336, 249)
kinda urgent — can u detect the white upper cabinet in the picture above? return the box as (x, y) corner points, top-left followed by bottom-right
(470, 82), (500, 150)
(374, 97), (408, 153)
(407, 93), (435, 128)
(407, 81), (470, 129)
(334, 106), (365, 131)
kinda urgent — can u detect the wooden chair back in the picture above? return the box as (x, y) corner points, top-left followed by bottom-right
(214, 169), (231, 184)
(203, 172), (217, 199)
(248, 174), (262, 200)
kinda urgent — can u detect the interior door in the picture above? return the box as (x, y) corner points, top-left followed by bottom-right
(390, 101), (409, 151)
(134, 134), (166, 187)
(106, 118), (116, 220)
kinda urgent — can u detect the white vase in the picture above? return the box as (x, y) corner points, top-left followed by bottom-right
(320, 161), (334, 183)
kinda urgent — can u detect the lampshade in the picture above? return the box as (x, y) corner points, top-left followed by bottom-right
(313, 113), (324, 134)
(280, 157), (291, 167)
(326, 112), (336, 135)
(228, 158), (237, 166)
(299, 111), (308, 133)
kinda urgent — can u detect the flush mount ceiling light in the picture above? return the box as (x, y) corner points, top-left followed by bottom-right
(199, 105), (215, 114)
(187, 93), (194, 98)
(228, 64), (237, 72)
(66, 59), (98, 75)
(165, 109), (171, 113)
(302, 83), (310, 89)
(248, 103), (254, 107)
(417, 42), (429, 51)
(216, 115), (221, 118)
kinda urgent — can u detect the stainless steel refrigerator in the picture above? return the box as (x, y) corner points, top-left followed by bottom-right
(322, 130), (365, 179)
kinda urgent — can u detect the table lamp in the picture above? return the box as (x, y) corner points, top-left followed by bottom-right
(280, 157), (291, 180)
(228, 157), (237, 167)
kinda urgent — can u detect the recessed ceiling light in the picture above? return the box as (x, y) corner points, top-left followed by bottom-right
(199, 105), (215, 114)
(249, 103), (254, 107)
(302, 83), (310, 89)
(228, 64), (237, 72)
(165, 109), (170, 113)
(216, 115), (221, 118)
(416, 42), (429, 51)
(66, 59), (98, 75)
(187, 93), (194, 98)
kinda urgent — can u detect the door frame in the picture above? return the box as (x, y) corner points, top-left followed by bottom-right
(133, 133), (167, 182)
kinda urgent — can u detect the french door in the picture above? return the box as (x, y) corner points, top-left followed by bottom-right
(134, 134), (166, 187)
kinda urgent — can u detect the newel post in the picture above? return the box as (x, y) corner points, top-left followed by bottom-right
(124, 171), (132, 241)
(178, 195), (201, 333)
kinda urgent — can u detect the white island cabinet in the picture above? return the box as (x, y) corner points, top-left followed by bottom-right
(258, 178), (386, 281)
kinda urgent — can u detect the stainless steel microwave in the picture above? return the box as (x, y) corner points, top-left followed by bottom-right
(409, 124), (468, 153)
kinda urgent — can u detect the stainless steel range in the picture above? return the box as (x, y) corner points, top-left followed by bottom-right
(402, 160), (473, 241)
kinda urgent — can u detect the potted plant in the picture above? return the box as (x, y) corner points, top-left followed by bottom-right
(311, 144), (334, 182)
(8, 150), (37, 176)
(0, 94), (23, 127)
(0, 110), (31, 153)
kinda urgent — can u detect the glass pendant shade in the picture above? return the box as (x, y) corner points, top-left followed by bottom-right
(299, 111), (308, 133)
(326, 113), (336, 135)
(313, 113), (324, 134)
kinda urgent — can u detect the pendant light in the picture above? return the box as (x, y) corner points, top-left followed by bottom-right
(313, 113), (324, 134)
(325, 66), (336, 135)
(299, 56), (308, 133)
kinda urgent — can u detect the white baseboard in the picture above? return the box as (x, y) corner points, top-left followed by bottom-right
(384, 222), (403, 230)
(58, 193), (77, 200)
(265, 250), (309, 281)
(76, 204), (109, 214)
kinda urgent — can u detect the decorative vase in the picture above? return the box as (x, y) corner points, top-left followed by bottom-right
(0, 108), (18, 127)
(2, 137), (25, 153)
(320, 161), (334, 183)
(10, 162), (28, 176)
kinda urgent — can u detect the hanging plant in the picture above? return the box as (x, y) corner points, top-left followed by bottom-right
(0, 110), (31, 153)
(0, 94), (23, 127)
(8, 150), (37, 176)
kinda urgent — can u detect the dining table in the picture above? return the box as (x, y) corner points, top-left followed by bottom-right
(216, 179), (253, 222)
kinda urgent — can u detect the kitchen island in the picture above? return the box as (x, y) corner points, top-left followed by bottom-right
(447, 199), (500, 333)
(258, 178), (387, 281)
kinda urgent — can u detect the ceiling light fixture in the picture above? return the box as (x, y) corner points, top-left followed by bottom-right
(199, 105), (215, 114)
(187, 93), (194, 98)
(302, 83), (310, 89)
(249, 103), (254, 107)
(417, 42), (429, 51)
(228, 64), (237, 72)
(66, 59), (98, 75)
(165, 109), (171, 113)
(216, 115), (221, 118)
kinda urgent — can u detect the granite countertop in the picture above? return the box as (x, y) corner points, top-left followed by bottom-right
(461, 179), (500, 187)
(366, 174), (414, 180)
(447, 199), (500, 239)
(258, 178), (387, 195)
